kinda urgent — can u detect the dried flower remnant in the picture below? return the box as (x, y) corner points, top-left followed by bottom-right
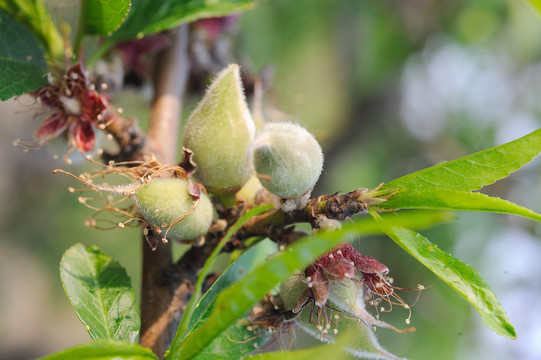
(314, 244), (419, 331)
(275, 243), (419, 336)
(246, 295), (298, 350)
(34, 64), (107, 154)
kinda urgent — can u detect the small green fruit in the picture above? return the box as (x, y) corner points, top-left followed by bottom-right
(279, 273), (308, 313)
(252, 123), (323, 198)
(183, 64), (255, 193)
(133, 178), (213, 241)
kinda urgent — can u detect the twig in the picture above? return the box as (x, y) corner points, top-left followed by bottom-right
(238, 187), (388, 242)
(139, 24), (190, 357)
(99, 106), (146, 162)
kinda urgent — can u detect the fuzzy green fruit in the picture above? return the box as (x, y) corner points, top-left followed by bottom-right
(252, 123), (324, 199)
(183, 64), (255, 193)
(133, 178), (213, 241)
(279, 273), (308, 313)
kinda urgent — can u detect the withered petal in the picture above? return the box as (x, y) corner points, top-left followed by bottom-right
(70, 120), (95, 153)
(35, 112), (68, 139)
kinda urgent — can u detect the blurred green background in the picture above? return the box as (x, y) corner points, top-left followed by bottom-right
(2, 0), (541, 359)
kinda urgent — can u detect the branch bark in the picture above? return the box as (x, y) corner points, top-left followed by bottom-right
(139, 24), (191, 357)
(237, 187), (387, 243)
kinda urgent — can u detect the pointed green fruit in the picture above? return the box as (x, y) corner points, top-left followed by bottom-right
(133, 178), (213, 241)
(252, 123), (324, 199)
(183, 64), (255, 193)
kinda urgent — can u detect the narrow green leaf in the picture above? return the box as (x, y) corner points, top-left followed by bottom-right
(38, 340), (158, 360)
(189, 240), (278, 332)
(110, 0), (254, 42)
(165, 227), (358, 360)
(371, 212), (516, 339)
(60, 244), (140, 343)
(0, 0), (64, 60)
(179, 240), (277, 359)
(0, 11), (47, 100)
(176, 204), (273, 339)
(80, 0), (131, 36)
(184, 240), (278, 358)
(382, 128), (541, 192)
(529, 0), (541, 15)
(378, 189), (541, 222)
(191, 322), (267, 360)
(353, 210), (454, 234)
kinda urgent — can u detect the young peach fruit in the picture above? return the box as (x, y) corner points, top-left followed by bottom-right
(183, 64), (255, 193)
(252, 123), (323, 199)
(133, 178), (213, 241)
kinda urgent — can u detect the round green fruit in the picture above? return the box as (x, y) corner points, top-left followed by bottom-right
(133, 178), (213, 241)
(252, 123), (324, 199)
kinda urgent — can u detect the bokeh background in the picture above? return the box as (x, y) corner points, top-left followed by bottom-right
(2, 0), (541, 359)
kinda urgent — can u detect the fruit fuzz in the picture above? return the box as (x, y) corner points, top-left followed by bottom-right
(133, 178), (213, 241)
(252, 123), (324, 199)
(182, 64), (255, 193)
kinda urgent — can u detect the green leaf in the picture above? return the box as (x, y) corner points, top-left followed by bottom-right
(80, 0), (131, 36)
(185, 240), (278, 335)
(176, 204), (273, 339)
(110, 0), (254, 42)
(60, 244), (140, 343)
(167, 241), (275, 360)
(529, 0), (541, 15)
(371, 212), (516, 339)
(378, 189), (541, 222)
(38, 340), (158, 360)
(175, 241), (276, 359)
(353, 210), (454, 234)
(165, 226), (359, 360)
(184, 240), (277, 359)
(0, 0), (64, 59)
(191, 322), (267, 360)
(0, 11), (48, 100)
(381, 128), (541, 192)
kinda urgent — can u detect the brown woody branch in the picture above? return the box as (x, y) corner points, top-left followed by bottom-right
(138, 24), (190, 358)
(237, 187), (384, 244)
(99, 106), (147, 162)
